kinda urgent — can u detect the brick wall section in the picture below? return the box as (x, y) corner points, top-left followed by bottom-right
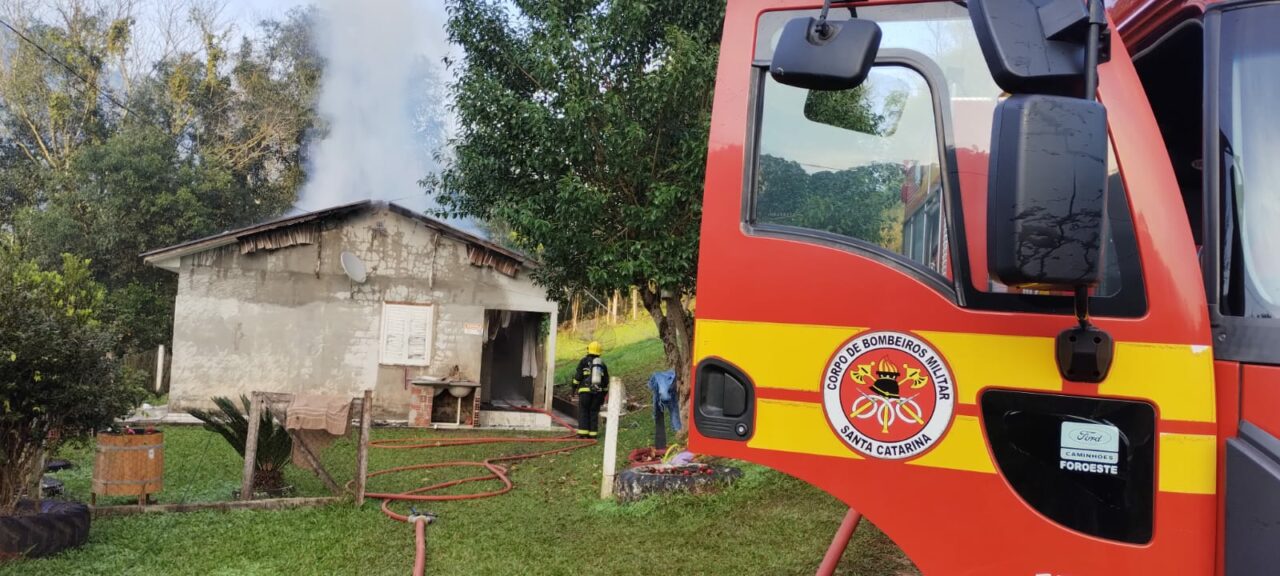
(408, 385), (435, 427)
(407, 385), (481, 427)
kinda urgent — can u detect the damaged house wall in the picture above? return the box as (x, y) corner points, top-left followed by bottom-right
(159, 204), (556, 419)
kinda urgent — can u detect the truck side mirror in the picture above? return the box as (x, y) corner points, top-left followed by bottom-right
(988, 95), (1108, 289)
(770, 16), (881, 91)
(968, 0), (1109, 97)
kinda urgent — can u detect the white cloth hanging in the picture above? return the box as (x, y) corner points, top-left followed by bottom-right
(521, 320), (539, 378)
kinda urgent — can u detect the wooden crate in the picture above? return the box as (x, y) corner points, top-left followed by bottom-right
(92, 431), (163, 505)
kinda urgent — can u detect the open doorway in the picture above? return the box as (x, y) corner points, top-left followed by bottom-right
(480, 310), (547, 408)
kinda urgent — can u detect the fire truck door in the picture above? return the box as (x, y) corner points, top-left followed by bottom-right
(690, 1), (1218, 573)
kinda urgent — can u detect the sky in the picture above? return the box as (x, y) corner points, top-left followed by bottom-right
(221, 0), (454, 61)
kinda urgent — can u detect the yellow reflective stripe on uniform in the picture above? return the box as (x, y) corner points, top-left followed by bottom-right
(577, 388), (591, 393)
(1159, 433), (1217, 494)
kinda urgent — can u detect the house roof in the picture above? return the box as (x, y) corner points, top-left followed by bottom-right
(140, 200), (535, 269)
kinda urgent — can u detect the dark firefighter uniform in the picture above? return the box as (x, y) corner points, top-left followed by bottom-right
(574, 341), (609, 438)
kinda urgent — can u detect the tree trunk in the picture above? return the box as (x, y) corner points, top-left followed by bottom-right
(609, 290), (619, 325)
(630, 287), (639, 320)
(570, 294), (580, 334)
(640, 287), (695, 440)
(0, 424), (42, 514)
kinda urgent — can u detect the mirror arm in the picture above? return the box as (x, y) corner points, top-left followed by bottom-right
(1074, 285), (1091, 329)
(1082, 0), (1105, 99)
(1058, 285), (1114, 384)
(815, 0), (834, 39)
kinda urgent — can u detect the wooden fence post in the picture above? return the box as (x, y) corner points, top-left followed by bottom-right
(240, 392), (263, 501)
(356, 390), (373, 506)
(600, 377), (624, 499)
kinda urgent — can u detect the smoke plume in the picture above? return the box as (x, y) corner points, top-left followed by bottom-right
(298, 0), (450, 215)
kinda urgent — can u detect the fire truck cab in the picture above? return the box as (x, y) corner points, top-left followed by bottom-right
(689, 0), (1280, 574)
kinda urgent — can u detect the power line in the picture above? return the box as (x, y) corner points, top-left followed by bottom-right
(0, 17), (147, 122)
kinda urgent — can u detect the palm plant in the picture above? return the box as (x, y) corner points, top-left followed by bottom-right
(189, 396), (292, 492)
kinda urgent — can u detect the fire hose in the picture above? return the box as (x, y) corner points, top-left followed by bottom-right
(363, 404), (597, 575)
(817, 508), (863, 576)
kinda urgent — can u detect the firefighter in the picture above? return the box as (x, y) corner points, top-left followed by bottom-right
(573, 341), (610, 438)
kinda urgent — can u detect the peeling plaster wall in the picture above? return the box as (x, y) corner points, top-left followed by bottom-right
(167, 207), (555, 419)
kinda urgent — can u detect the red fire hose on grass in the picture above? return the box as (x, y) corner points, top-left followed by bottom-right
(363, 405), (597, 575)
(817, 508), (863, 576)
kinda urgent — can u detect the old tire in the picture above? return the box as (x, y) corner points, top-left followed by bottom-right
(615, 464), (742, 503)
(0, 500), (90, 559)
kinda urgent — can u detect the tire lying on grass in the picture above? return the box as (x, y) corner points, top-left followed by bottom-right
(615, 463), (742, 504)
(0, 499), (90, 559)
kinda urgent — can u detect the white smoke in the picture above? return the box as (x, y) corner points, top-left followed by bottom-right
(298, 0), (453, 216)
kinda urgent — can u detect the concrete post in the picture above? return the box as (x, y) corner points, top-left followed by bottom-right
(543, 309), (559, 412)
(600, 377), (623, 499)
(154, 345), (166, 395)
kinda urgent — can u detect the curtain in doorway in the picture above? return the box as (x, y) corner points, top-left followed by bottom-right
(521, 320), (539, 379)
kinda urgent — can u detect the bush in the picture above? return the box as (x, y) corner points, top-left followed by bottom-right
(0, 236), (144, 515)
(189, 396), (293, 492)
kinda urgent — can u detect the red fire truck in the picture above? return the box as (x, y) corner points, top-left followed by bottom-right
(688, 0), (1279, 574)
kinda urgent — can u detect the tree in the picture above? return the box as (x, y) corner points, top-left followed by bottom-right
(432, 0), (724, 424)
(14, 125), (233, 350)
(0, 13), (104, 170)
(1, 5), (324, 352)
(756, 156), (905, 248)
(0, 235), (143, 514)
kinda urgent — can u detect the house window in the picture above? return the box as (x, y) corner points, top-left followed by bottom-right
(380, 303), (433, 366)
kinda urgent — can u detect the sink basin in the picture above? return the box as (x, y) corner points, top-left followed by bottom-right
(447, 381), (480, 398)
(410, 377), (479, 398)
(410, 376), (449, 396)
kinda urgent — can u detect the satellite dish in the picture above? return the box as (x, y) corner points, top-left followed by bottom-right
(340, 251), (367, 283)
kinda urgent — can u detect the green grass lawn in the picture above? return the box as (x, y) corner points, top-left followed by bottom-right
(554, 317), (667, 394)
(13, 418), (916, 575)
(6, 324), (918, 575)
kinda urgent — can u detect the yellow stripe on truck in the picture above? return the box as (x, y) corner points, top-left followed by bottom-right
(906, 416), (995, 474)
(750, 399), (861, 459)
(914, 331), (1063, 402)
(694, 319), (866, 391)
(695, 319), (1219, 492)
(748, 400), (995, 471)
(1159, 433), (1217, 495)
(695, 319), (1216, 422)
(749, 399), (1216, 491)
(1105, 342), (1216, 423)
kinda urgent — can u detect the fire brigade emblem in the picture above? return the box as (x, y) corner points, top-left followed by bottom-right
(821, 331), (955, 460)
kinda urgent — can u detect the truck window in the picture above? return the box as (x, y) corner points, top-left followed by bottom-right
(752, 2), (1145, 316)
(753, 66), (947, 277)
(1218, 6), (1280, 320)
